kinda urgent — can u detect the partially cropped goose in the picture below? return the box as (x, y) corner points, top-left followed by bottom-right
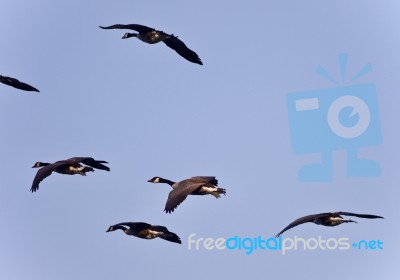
(99, 24), (202, 65)
(0, 74), (39, 92)
(31, 157), (110, 192)
(106, 222), (181, 244)
(275, 211), (384, 237)
(147, 176), (226, 213)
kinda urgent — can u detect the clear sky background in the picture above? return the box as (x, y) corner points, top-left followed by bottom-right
(1, 1), (399, 279)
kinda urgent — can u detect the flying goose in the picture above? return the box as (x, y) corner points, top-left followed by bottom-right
(106, 222), (181, 244)
(147, 176), (226, 213)
(31, 157), (110, 192)
(0, 74), (39, 92)
(99, 24), (203, 65)
(275, 211), (384, 237)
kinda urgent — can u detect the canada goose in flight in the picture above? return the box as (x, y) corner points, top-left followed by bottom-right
(0, 75), (39, 92)
(147, 176), (226, 213)
(99, 24), (203, 65)
(275, 212), (384, 237)
(106, 222), (181, 244)
(31, 157), (110, 192)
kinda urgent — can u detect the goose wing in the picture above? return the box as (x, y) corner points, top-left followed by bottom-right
(275, 213), (330, 237)
(190, 176), (218, 186)
(149, 225), (182, 244)
(153, 226), (181, 244)
(335, 212), (384, 219)
(30, 161), (68, 192)
(67, 157), (110, 171)
(164, 182), (205, 213)
(0, 75), (39, 92)
(114, 222), (152, 231)
(149, 225), (170, 233)
(162, 36), (202, 65)
(99, 24), (155, 34)
(159, 233), (182, 244)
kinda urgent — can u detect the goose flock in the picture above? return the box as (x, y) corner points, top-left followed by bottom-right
(3, 21), (384, 245)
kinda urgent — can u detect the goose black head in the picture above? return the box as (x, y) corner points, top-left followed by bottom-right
(32, 162), (50, 168)
(122, 32), (137, 39)
(106, 226), (115, 232)
(147, 177), (162, 183)
(106, 225), (126, 233)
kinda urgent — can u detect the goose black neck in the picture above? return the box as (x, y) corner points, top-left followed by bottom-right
(159, 178), (175, 186)
(114, 225), (127, 231)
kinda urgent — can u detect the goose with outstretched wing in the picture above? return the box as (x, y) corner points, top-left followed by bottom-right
(275, 211), (384, 237)
(99, 24), (202, 65)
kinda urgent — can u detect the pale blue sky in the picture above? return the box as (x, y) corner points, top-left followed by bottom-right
(1, 1), (399, 279)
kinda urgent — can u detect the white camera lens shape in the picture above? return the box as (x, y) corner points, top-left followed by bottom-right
(327, 95), (371, 139)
